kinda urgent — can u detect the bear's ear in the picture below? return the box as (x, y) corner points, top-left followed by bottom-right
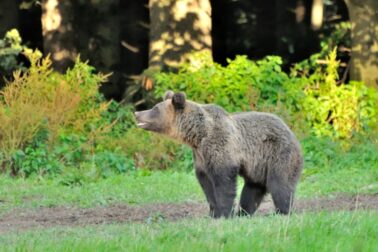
(164, 90), (174, 100)
(172, 92), (186, 110)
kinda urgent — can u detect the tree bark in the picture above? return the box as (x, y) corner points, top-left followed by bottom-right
(345, 0), (378, 89)
(75, 0), (121, 98)
(121, 0), (149, 77)
(148, 0), (212, 70)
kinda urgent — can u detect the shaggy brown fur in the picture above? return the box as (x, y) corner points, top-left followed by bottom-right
(135, 91), (303, 218)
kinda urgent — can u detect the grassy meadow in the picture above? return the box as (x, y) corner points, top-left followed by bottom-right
(0, 135), (377, 251)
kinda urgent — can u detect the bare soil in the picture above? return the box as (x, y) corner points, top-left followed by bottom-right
(1, 194), (377, 233)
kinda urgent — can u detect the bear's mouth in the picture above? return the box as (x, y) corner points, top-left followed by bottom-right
(134, 111), (161, 132)
(135, 119), (162, 132)
(136, 122), (148, 128)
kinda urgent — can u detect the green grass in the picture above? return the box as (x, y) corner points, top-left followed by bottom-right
(1, 211), (377, 251)
(1, 154), (377, 215)
(0, 171), (203, 215)
(0, 165), (377, 215)
(298, 167), (378, 197)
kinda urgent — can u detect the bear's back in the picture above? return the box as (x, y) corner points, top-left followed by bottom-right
(198, 105), (295, 144)
(231, 111), (293, 139)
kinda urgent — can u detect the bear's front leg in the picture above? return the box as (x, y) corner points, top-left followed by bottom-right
(195, 169), (217, 216)
(211, 169), (238, 218)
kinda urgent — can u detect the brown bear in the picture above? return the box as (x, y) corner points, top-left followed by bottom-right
(134, 91), (303, 218)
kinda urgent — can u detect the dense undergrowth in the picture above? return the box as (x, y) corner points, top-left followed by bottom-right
(0, 29), (377, 183)
(154, 49), (377, 139)
(0, 50), (136, 180)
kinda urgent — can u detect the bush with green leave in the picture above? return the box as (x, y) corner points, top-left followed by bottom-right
(0, 50), (137, 177)
(155, 51), (288, 112)
(154, 49), (377, 139)
(289, 48), (378, 138)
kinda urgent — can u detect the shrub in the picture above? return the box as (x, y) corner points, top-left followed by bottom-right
(292, 49), (378, 138)
(154, 50), (378, 139)
(155, 52), (288, 112)
(301, 132), (378, 178)
(119, 128), (182, 170)
(0, 51), (109, 175)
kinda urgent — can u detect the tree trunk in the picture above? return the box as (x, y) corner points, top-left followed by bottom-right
(41, 0), (77, 72)
(148, 0), (212, 70)
(75, 0), (122, 99)
(121, 0), (149, 77)
(345, 0), (378, 89)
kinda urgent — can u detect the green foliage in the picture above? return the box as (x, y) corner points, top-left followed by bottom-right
(154, 49), (378, 139)
(7, 122), (137, 179)
(57, 150), (135, 186)
(0, 29), (29, 79)
(93, 150), (135, 176)
(155, 52), (288, 112)
(97, 100), (136, 138)
(291, 49), (378, 138)
(301, 133), (378, 174)
(0, 52), (138, 177)
(12, 144), (62, 177)
(119, 128), (183, 170)
(1, 25), (377, 180)
(171, 145), (193, 172)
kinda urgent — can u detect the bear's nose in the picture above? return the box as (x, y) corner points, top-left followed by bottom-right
(134, 111), (140, 118)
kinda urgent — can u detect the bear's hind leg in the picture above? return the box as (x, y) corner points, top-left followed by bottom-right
(239, 183), (266, 216)
(268, 176), (294, 215)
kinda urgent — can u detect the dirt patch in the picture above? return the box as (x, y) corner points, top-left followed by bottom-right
(1, 194), (377, 233)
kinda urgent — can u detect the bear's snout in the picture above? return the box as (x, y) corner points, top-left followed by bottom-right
(134, 110), (151, 129)
(134, 111), (143, 124)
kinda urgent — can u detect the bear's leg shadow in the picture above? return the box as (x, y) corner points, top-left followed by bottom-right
(195, 170), (217, 216)
(239, 183), (266, 216)
(211, 169), (238, 218)
(268, 175), (295, 215)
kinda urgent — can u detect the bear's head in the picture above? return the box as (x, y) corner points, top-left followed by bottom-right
(134, 91), (187, 136)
